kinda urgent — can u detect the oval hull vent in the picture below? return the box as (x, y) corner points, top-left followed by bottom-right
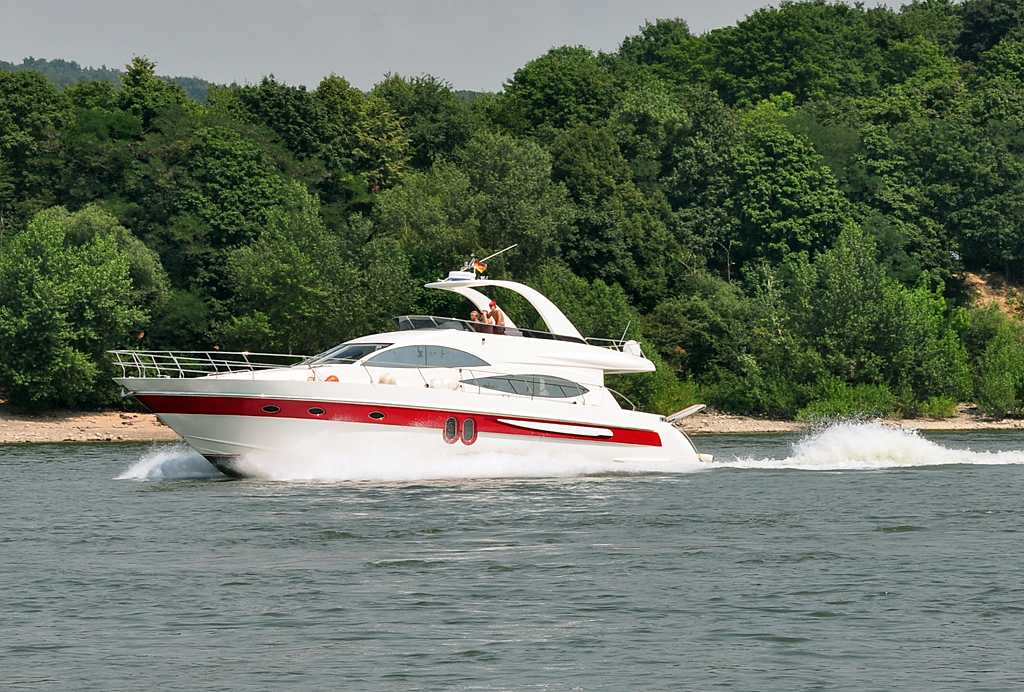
(262, 405), (281, 414)
(308, 407), (326, 416)
(462, 417), (476, 444)
(443, 416), (458, 443)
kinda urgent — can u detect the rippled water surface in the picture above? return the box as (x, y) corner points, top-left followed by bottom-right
(4, 424), (1024, 690)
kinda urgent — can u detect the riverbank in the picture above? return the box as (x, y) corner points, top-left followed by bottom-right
(2, 402), (1024, 445)
(683, 405), (1024, 435)
(0, 405), (180, 444)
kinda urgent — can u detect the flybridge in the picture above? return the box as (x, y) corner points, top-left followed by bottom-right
(425, 277), (584, 340)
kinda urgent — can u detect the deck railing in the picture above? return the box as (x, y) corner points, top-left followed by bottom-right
(110, 351), (635, 410)
(393, 314), (588, 343)
(109, 350), (309, 379)
(392, 315), (647, 354)
(583, 337), (646, 357)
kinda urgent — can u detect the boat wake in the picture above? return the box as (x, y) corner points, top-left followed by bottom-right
(117, 444), (225, 480)
(116, 437), (703, 482)
(711, 422), (1024, 471)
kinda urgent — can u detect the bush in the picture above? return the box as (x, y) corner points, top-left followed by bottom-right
(916, 396), (958, 418)
(975, 324), (1024, 418)
(796, 380), (898, 421)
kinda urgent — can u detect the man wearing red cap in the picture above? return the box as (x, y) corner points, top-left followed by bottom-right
(487, 300), (505, 333)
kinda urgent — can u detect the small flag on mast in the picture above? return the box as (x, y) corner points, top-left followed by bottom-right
(472, 260), (487, 274)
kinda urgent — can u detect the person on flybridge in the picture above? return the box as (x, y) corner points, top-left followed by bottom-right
(486, 301), (505, 327)
(487, 300), (505, 334)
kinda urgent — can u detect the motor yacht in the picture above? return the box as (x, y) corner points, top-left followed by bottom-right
(111, 271), (710, 478)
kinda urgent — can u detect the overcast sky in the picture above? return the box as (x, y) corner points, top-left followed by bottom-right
(2, 0), (890, 92)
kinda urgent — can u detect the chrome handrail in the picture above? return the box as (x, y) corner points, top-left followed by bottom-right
(583, 337), (645, 356)
(605, 387), (637, 411)
(108, 350), (310, 379)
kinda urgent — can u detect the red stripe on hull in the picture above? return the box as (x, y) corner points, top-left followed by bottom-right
(135, 394), (662, 447)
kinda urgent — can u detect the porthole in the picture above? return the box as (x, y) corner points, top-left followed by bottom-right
(262, 405), (281, 414)
(308, 407), (326, 416)
(443, 416), (459, 444)
(461, 417), (477, 445)
(368, 411), (385, 421)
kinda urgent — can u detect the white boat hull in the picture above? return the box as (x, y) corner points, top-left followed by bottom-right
(117, 377), (703, 479)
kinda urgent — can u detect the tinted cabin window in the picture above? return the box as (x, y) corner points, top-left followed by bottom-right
(462, 375), (588, 398)
(425, 345), (489, 367)
(364, 345), (489, 369)
(308, 342), (390, 365)
(365, 345), (426, 368)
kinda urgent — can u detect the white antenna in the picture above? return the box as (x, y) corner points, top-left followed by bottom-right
(619, 321), (631, 344)
(478, 244), (518, 264)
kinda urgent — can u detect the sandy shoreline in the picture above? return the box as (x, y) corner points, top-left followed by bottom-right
(683, 407), (1024, 435)
(0, 406), (180, 444)
(2, 403), (1024, 445)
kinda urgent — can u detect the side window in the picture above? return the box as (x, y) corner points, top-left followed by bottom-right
(462, 375), (588, 398)
(364, 346), (427, 368)
(425, 346), (489, 368)
(365, 346), (490, 369)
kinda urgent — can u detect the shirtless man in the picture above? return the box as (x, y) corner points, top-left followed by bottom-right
(487, 300), (505, 333)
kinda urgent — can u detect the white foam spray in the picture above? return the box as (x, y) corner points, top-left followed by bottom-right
(713, 421), (1024, 471)
(116, 444), (225, 480)
(231, 434), (705, 482)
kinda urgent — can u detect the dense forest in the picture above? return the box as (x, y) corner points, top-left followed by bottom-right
(4, 0), (1024, 419)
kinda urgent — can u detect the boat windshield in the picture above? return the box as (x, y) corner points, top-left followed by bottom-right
(307, 342), (391, 365)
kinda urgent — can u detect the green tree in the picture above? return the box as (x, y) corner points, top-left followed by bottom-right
(116, 57), (197, 128)
(374, 160), (480, 292)
(698, 1), (885, 105)
(619, 19), (692, 66)
(726, 101), (852, 268)
(0, 154), (14, 244)
(45, 106), (142, 209)
(958, 0), (1024, 61)
(0, 69), (72, 222)
(893, 0), (963, 55)
(315, 74), (410, 190)
(372, 74), (472, 169)
(64, 80), (119, 111)
(225, 183), (416, 353)
(0, 206), (147, 407)
(642, 271), (754, 383)
(213, 76), (328, 160)
(608, 79), (690, 187)
(502, 46), (618, 133)
(551, 124), (683, 307)
(458, 131), (574, 277)
(973, 317), (1024, 416)
(125, 113), (291, 296)
(753, 228), (970, 413)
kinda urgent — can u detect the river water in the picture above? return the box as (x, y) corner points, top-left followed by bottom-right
(3, 423), (1024, 691)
